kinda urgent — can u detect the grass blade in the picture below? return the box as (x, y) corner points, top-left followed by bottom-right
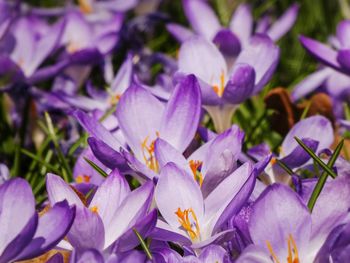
(83, 157), (108, 178)
(307, 139), (344, 212)
(133, 228), (152, 260)
(294, 136), (337, 179)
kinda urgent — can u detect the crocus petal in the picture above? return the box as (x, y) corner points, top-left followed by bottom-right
(67, 207), (105, 251)
(183, 0), (221, 40)
(229, 4), (253, 46)
(74, 249), (104, 263)
(14, 201), (76, 261)
(46, 253), (64, 263)
(337, 20), (350, 48)
(291, 68), (332, 101)
(152, 220), (192, 245)
(267, 3), (299, 42)
(337, 49), (350, 72)
(222, 63), (255, 104)
(235, 34), (280, 93)
(166, 23), (194, 42)
(110, 54), (133, 94)
(160, 74), (201, 152)
(281, 115), (334, 156)
(104, 182), (154, 248)
(46, 173), (84, 208)
(116, 84), (164, 160)
(249, 184), (312, 260)
(204, 162), (255, 233)
(89, 170), (130, 228)
(299, 35), (342, 71)
(155, 162), (204, 230)
(87, 137), (129, 172)
(178, 36), (227, 105)
(73, 110), (122, 151)
(236, 245), (272, 263)
(213, 29), (241, 57)
(0, 178), (36, 259)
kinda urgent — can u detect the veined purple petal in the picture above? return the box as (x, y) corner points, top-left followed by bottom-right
(46, 173), (84, 208)
(0, 178), (36, 260)
(337, 49), (350, 72)
(14, 201), (76, 261)
(213, 29), (241, 58)
(182, 0), (220, 40)
(155, 163), (204, 230)
(300, 35), (342, 71)
(337, 20), (350, 48)
(46, 253), (64, 263)
(249, 184), (312, 261)
(198, 244), (229, 262)
(267, 3), (299, 42)
(116, 84), (164, 160)
(229, 4), (253, 46)
(160, 74), (201, 152)
(166, 23), (194, 42)
(222, 63), (255, 104)
(89, 170), (130, 228)
(73, 249), (104, 263)
(281, 115), (334, 156)
(235, 34), (280, 93)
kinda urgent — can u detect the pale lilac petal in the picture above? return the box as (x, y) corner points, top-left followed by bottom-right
(110, 54), (133, 94)
(267, 3), (299, 42)
(292, 68), (332, 101)
(116, 84), (164, 160)
(236, 245), (272, 263)
(46, 173), (84, 208)
(155, 163), (204, 230)
(152, 220), (192, 245)
(337, 20), (350, 48)
(249, 184), (312, 260)
(300, 35), (342, 70)
(160, 74), (201, 152)
(282, 115), (334, 156)
(229, 4), (253, 46)
(183, 0), (221, 40)
(166, 23), (194, 42)
(235, 34), (280, 93)
(104, 182), (154, 248)
(74, 249), (104, 263)
(14, 201), (75, 261)
(89, 170), (130, 228)
(198, 244), (229, 262)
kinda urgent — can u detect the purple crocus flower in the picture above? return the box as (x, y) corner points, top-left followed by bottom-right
(167, 0), (298, 56)
(74, 74), (201, 180)
(153, 161), (256, 249)
(300, 20), (350, 75)
(0, 178), (75, 262)
(237, 176), (350, 263)
(46, 170), (155, 253)
(177, 35), (279, 132)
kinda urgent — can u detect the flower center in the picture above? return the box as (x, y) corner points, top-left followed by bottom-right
(189, 160), (203, 187)
(175, 208), (201, 241)
(109, 94), (122, 106)
(212, 70), (225, 97)
(90, 206), (98, 214)
(78, 0), (93, 14)
(141, 132), (159, 172)
(76, 175), (91, 184)
(266, 234), (300, 263)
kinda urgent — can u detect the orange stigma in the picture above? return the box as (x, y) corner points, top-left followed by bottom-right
(78, 0), (93, 14)
(109, 94), (121, 105)
(141, 133), (159, 172)
(90, 206), (98, 214)
(270, 157), (277, 166)
(175, 208), (200, 241)
(212, 70), (225, 97)
(189, 160), (203, 187)
(266, 234), (300, 263)
(76, 175), (91, 184)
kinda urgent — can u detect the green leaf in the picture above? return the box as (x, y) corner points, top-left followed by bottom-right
(21, 149), (60, 174)
(276, 159), (294, 175)
(83, 157), (108, 178)
(294, 136), (337, 179)
(307, 139), (344, 212)
(133, 228), (152, 260)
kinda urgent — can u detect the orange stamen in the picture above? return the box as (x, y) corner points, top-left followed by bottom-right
(90, 206), (98, 214)
(212, 70), (225, 97)
(78, 0), (93, 14)
(175, 208), (200, 241)
(76, 175), (91, 184)
(189, 160), (203, 187)
(109, 94), (121, 105)
(141, 133), (160, 172)
(266, 234), (300, 263)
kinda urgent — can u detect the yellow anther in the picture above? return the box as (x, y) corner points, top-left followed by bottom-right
(76, 175), (91, 184)
(78, 0), (93, 14)
(189, 160), (203, 187)
(109, 94), (121, 105)
(141, 133), (160, 172)
(175, 208), (200, 241)
(212, 70), (225, 97)
(266, 234), (300, 263)
(270, 157), (277, 166)
(90, 206), (98, 214)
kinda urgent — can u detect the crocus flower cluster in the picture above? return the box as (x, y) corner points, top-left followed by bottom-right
(1, 0), (350, 263)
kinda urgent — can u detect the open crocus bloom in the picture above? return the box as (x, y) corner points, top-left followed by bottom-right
(0, 178), (75, 263)
(46, 170), (154, 252)
(237, 177), (350, 263)
(154, 124), (244, 197)
(259, 115), (334, 185)
(177, 35), (279, 133)
(300, 20), (350, 75)
(154, 162), (256, 249)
